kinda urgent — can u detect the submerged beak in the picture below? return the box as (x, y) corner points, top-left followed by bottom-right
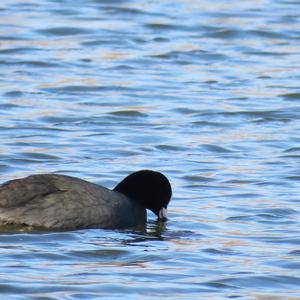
(158, 207), (168, 221)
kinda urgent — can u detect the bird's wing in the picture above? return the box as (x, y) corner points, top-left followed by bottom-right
(0, 175), (62, 208)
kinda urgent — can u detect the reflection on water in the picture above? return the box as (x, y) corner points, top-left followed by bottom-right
(1, 0), (300, 298)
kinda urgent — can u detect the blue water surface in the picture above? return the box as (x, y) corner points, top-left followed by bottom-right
(1, 0), (300, 299)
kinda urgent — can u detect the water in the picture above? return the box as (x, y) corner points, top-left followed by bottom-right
(1, 0), (300, 298)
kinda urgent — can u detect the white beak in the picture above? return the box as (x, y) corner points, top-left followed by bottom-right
(158, 207), (168, 220)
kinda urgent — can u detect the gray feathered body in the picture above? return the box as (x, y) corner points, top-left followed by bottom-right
(0, 174), (146, 230)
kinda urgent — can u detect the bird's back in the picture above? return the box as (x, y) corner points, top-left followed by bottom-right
(0, 174), (146, 230)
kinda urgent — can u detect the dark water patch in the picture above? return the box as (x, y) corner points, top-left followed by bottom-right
(225, 192), (262, 199)
(155, 145), (185, 152)
(202, 248), (238, 256)
(0, 102), (21, 109)
(145, 23), (185, 32)
(265, 259), (300, 270)
(48, 8), (82, 16)
(257, 75), (272, 79)
(0, 231), (78, 243)
(0, 164), (12, 172)
(205, 28), (287, 39)
(3, 91), (24, 98)
(255, 208), (299, 218)
(88, 149), (141, 158)
(152, 36), (170, 43)
(7, 158), (51, 165)
(0, 282), (88, 296)
(244, 50), (288, 56)
(281, 154), (300, 159)
(204, 79), (218, 84)
(203, 281), (239, 290)
(206, 28), (288, 40)
(201, 144), (234, 153)
(0, 60), (62, 68)
(151, 50), (226, 62)
(7, 251), (62, 262)
(251, 117), (291, 124)
(108, 110), (147, 118)
(29, 251), (71, 262)
(172, 108), (199, 115)
(226, 215), (260, 222)
(158, 229), (204, 240)
(42, 85), (141, 95)
(0, 36), (31, 41)
(112, 64), (135, 70)
(224, 179), (259, 185)
(255, 180), (292, 187)
(42, 85), (107, 94)
(289, 250), (300, 256)
(183, 175), (216, 183)
(286, 175), (300, 181)
(222, 109), (295, 120)
(219, 111), (296, 125)
(68, 248), (130, 261)
(183, 183), (225, 190)
(36, 27), (93, 36)
(1, 125), (68, 133)
(6, 141), (54, 148)
(82, 38), (129, 47)
(8, 1), (38, 8)
(192, 120), (231, 128)
(80, 58), (93, 63)
(71, 118), (111, 127)
(258, 236), (300, 245)
(280, 93), (300, 100)
(205, 29), (243, 39)
(249, 29), (290, 39)
(0, 283), (32, 294)
(0, 47), (42, 55)
(19, 152), (62, 161)
(283, 147), (300, 153)
(114, 149), (142, 157)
